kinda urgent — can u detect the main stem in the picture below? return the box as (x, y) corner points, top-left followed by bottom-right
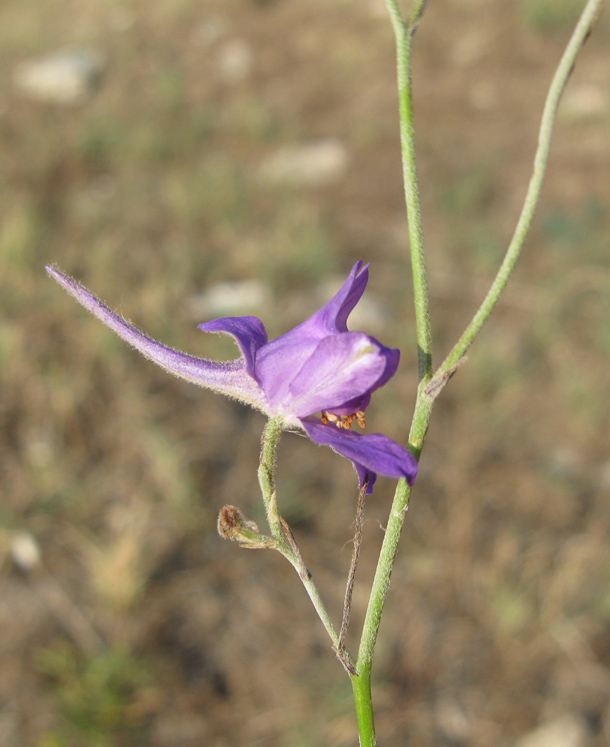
(387, 0), (433, 387)
(349, 5), (433, 745)
(352, 396), (432, 747)
(351, 1), (603, 745)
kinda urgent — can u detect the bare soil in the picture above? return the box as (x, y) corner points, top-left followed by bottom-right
(1, 0), (609, 745)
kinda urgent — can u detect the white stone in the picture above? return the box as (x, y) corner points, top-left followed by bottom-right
(514, 715), (591, 747)
(258, 140), (349, 187)
(10, 532), (41, 571)
(469, 81), (498, 111)
(561, 84), (609, 120)
(435, 696), (471, 742)
(188, 279), (268, 318)
(14, 49), (104, 104)
(218, 39), (252, 84)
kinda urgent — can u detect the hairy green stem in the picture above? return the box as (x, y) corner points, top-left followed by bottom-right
(352, 1), (603, 744)
(387, 0), (433, 386)
(348, 4), (434, 742)
(257, 417), (284, 538)
(357, 394), (430, 669)
(299, 567), (344, 653)
(351, 667), (376, 747)
(257, 418), (346, 657)
(407, 0), (431, 34)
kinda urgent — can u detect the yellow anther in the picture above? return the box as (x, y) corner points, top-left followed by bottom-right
(321, 410), (366, 430)
(343, 415), (354, 430)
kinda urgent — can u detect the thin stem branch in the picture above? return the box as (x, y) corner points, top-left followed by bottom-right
(281, 521), (356, 673)
(348, 5), (435, 742)
(408, 0), (431, 34)
(257, 418), (354, 671)
(338, 480), (368, 652)
(440, 0), (603, 373)
(280, 524), (347, 660)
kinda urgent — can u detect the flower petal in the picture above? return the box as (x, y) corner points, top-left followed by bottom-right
(255, 262), (371, 407)
(46, 266), (266, 409)
(198, 317), (267, 380)
(302, 420), (418, 493)
(308, 260), (369, 335)
(327, 342), (399, 416)
(288, 332), (387, 418)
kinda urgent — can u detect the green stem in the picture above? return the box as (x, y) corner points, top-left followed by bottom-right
(347, 5), (434, 742)
(351, 667), (376, 747)
(387, 0), (433, 386)
(257, 416), (285, 538)
(257, 418), (347, 658)
(356, 394), (430, 674)
(407, 0), (431, 34)
(299, 566), (343, 652)
(351, 395), (433, 746)
(440, 0), (604, 372)
(352, 2), (602, 745)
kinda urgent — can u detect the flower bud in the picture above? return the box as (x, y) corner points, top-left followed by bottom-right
(217, 505), (275, 549)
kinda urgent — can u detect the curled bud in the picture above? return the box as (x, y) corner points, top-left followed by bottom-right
(217, 505), (276, 549)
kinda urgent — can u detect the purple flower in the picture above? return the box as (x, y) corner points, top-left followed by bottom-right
(46, 261), (418, 492)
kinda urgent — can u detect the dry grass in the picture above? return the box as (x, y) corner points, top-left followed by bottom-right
(1, 0), (609, 745)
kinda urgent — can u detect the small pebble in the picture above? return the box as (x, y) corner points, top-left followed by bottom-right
(10, 532), (41, 571)
(218, 39), (252, 84)
(561, 84), (609, 121)
(14, 49), (104, 104)
(258, 139), (349, 187)
(514, 715), (591, 747)
(188, 279), (268, 318)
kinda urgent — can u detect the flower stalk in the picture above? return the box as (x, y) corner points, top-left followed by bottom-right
(257, 417), (285, 539)
(257, 418), (356, 673)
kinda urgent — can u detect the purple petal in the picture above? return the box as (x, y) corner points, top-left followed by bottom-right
(370, 341), (400, 389)
(255, 262), (371, 407)
(353, 462), (378, 494)
(329, 391), (372, 418)
(327, 342), (399, 416)
(46, 266), (266, 409)
(309, 261), (369, 335)
(198, 317), (267, 380)
(287, 332), (387, 418)
(302, 420), (418, 493)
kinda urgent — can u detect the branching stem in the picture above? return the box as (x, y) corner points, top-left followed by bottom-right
(352, 2), (603, 745)
(338, 480), (368, 652)
(257, 418), (355, 673)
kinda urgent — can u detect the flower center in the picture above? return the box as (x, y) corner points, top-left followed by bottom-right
(320, 410), (366, 430)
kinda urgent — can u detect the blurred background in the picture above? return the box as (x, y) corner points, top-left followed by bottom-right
(1, 0), (609, 745)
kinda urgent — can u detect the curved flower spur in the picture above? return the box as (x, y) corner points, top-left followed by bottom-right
(46, 261), (418, 492)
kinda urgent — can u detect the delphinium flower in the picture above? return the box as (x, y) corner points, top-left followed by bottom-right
(46, 261), (417, 492)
